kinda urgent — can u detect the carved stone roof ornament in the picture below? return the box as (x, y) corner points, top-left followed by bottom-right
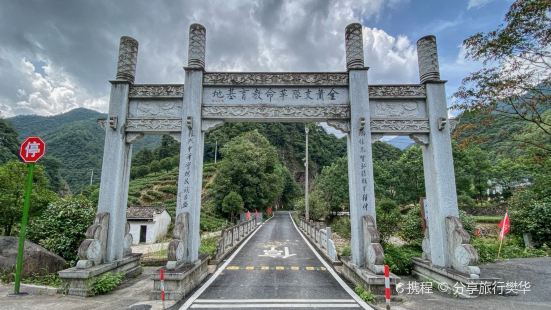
(345, 23), (364, 70)
(116, 36), (139, 83)
(417, 35), (440, 83)
(188, 24), (206, 69)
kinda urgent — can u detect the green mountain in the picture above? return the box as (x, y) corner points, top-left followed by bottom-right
(7, 108), (159, 193)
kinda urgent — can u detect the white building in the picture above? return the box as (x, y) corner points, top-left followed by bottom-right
(126, 206), (171, 245)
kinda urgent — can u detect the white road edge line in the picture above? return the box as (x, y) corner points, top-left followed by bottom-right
(288, 212), (373, 310)
(194, 299), (357, 303)
(190, 304), (360, 308)
(179, 216), (271, 310)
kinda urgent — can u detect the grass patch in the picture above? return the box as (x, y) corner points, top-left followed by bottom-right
(472, 236), (550, 263)
(200, 236), (218, 256)
(474, 215), (502, 223)
(354, 285), (375, 303)
(89, 272), (123, 295)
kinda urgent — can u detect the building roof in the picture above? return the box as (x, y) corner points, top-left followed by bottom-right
(126, 206), (167, 220)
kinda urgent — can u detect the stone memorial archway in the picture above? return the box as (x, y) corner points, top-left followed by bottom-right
(60, 23), (480, 297)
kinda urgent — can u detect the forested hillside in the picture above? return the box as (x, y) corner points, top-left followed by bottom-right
(6, 108), (159, 193)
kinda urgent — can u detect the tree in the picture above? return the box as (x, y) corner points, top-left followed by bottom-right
(28, 196), (96, 262)
(0, 119), (19, 165)
(454, 0), (551, 140)
(312, 157), (349, 214)
(221, 191), (244, 223)
(211, 130), (287, 213)
(0, 161), (56, 235)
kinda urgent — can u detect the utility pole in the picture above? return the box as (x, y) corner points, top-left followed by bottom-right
(214, 140), (218, 164)
(305, 126), (309, 221)
(89, 169), (94, 186)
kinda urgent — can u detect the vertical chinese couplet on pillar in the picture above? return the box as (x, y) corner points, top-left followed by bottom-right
(358, 130), (370, 212)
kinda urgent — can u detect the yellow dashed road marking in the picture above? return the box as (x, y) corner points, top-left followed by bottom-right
(224, 266), (327, 271)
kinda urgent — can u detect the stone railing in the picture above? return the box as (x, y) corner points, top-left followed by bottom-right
(212, 217), (258, 263)
(298, 217), (338, 263)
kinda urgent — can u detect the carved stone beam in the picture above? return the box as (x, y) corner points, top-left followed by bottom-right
(326, 120), (350, 133)
(126, 132), (144, 144)
(371, 134), (384, 143)
(202, 120), (224, 133)
(169, 133), (181, 143)
(409, 133), (429, 145)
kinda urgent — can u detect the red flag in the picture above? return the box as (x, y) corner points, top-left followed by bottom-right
(498, 212), (510, 240)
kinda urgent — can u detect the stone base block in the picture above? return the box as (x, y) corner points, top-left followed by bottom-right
(338, 257), (400, 296)
(412, 257), (499, 298)
(150, 254), (209, 300)
(58, 254), (142, 297)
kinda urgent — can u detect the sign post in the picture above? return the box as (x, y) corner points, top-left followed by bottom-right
(14, 137), (46, 295)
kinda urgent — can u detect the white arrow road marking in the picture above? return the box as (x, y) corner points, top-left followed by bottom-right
(259, 246), (296, 258)
(283, 246), (296, 258)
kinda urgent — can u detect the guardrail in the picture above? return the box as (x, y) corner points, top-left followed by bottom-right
(298, 217), (338, 263)
(212, 217), (258, 263)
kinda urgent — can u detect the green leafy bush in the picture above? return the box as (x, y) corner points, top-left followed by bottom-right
(90, 272), (123, 295)
(200, 237), (218, 256)
(400, 206), (476, 246)
(331, 216), (351, 239)
(399, 205), (424, 245)
(376, 198), (402, 244)
(383, 244), (422, 275)
(28, 196), (95, 263)
(510, 195), (551, 247)
(354, 285), (375, 303)
(339, 245), (351, 257)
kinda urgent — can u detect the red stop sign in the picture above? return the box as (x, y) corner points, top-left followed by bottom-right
(19, 137), (46, 163)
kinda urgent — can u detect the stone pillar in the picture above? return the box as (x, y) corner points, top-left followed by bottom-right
(345, 23), (378, 269)
(96, 36), (138, 262)
(176, 24), (206, 263)
(417, 35), (459, 267)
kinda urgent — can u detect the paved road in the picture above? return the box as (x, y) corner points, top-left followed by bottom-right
(180, 212), (369, 309)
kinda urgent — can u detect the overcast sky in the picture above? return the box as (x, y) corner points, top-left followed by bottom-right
(0, 0), (512, 117)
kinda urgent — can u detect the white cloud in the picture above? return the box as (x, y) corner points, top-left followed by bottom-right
(467, 0), (494, 10)
(0, 0), (419, 116)
(5, 57), (107, 117)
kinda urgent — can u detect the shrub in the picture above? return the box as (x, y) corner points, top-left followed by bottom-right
(200, 237), (218, 256)
(400, 206), (476, 246)
(28, 196), (96, 263)
(510, 196), (551, 247)
(459, 210), (476, 235)
(354, 285), (375, 303)
(339, 245), (351, 257)
(399, 205), (424, 245)
(331, 216), (351, 239)
(383, 244), (422, 275)
(458, 194), (476, 209)
(376, 198), (402, 244)
(90, 272), (123, 295)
